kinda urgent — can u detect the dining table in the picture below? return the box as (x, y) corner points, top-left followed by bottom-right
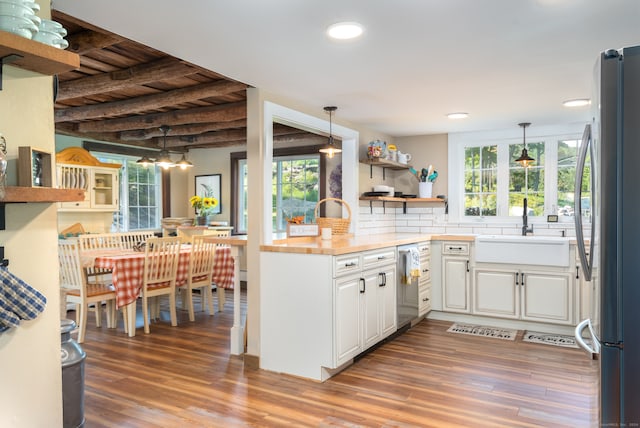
(81, 244), (234, 337)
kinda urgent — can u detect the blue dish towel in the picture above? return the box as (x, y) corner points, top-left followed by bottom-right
(0, 267), (47, 329)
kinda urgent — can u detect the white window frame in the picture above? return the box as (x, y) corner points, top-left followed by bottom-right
(448, 123), (585, 224)
(93, 152), (163, 231)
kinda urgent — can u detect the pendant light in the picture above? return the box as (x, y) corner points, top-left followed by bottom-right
(135, 154), (153, 167)
(175, 153), (193, 169)
(515, 122), (535, 167)
(155, 125), (175, 169)
(319, 106), (342, 158)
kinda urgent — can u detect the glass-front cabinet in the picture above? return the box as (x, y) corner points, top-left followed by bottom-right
(56, 147), (121, 212)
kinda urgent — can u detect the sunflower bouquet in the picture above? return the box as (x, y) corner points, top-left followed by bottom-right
(189, 195), (218, 216)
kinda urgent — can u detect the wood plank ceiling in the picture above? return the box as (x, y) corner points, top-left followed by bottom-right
(52, 11), (324, 155)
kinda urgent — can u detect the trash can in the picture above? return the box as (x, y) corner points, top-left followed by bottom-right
(61, 319), (86, 428)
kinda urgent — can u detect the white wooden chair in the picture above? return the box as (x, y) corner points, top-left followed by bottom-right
(207, 229), (231, 312)
(76, 233), (122, 326)
(141, 236), (182, 334)
(118, 231), (156, 249)
(58, 240), (117, 343)
(180, 235), (217, 321)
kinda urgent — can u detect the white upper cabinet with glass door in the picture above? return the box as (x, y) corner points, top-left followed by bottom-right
(56, 147), (121, 212)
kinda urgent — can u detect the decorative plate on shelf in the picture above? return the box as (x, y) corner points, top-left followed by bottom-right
(362, 191), (389, 197)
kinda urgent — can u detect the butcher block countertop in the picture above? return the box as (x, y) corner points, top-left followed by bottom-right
(260, 233), (476, 256)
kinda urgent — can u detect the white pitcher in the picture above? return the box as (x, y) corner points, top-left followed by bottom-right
(397, 152), (412, 164)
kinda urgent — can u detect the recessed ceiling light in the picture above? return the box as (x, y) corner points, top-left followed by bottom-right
(326, 22), (364, 40)
(447, 112), (469, 119)
(563, 99), (591, 107)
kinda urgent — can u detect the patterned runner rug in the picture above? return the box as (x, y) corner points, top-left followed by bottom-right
(446, 323), (517, 340)
(522, 331), (578, 348)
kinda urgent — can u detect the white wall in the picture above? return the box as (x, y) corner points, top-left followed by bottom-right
(0, 2), (65, 424)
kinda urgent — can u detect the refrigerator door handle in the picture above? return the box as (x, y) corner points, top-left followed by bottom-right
(574, 123), (595, 281)
(575, 318), (601, 355)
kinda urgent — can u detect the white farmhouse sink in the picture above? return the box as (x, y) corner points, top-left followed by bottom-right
(475, 235), (570, 267)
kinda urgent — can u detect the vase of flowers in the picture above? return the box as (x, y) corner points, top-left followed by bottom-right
(190, 194), (218, 225)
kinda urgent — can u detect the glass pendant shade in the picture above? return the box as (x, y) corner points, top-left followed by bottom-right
(175, 153), (193, 169)
(319, 106), (342, 158)
(515, 122), (535, 167)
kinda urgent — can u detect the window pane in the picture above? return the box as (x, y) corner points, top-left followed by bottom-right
(464, 144), (497, 218)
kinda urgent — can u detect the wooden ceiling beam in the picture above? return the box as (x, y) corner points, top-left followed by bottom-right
(56, 57), (199, 101)
(76, 101), (247, 133)
(119, 119), (247, 140)
(55, 80), (247, 123)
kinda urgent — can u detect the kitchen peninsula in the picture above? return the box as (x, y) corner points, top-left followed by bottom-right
(260, 233), (472, 381)
(260, 233), (580, 381)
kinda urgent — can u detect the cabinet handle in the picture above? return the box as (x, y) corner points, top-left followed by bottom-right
(422, 297), (430, 302)
(345, 262), (356, 267)
(515, 272), (519, 286)
(378, 272), (387, 287)
(521, 273), (526, 286)
(576, 266), (580, 279)
(450, 246), (463, 251)
(377, 256), (386, 260)
(359, 278), (365, 293)
(422, 268), (429, 273)
(466, 260), (470, 272)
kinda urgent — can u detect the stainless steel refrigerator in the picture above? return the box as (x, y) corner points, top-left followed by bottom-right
(574, 45), (640, 425)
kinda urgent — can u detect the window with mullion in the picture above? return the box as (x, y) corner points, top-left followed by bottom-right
(464, 145), (497, 216)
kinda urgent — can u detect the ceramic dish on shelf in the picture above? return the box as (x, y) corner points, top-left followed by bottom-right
(362, 191), (389, 197)
(0, 14), (38, 38)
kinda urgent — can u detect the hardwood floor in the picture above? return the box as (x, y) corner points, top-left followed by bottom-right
(75, 293), (599, 427)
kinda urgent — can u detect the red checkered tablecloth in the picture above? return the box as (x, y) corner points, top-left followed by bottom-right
(91, 246), (233, 309)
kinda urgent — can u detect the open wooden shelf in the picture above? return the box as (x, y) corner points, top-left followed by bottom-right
(360, 195), (445, 214)
(360, 158), (412, 180)
(0, 31), (79, 76)
(0, 186), (84, 230)
(2, 186), (84, 203)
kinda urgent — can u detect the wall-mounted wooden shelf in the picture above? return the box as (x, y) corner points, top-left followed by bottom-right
(360, 158), (412, 179)
(0, 186), (85, 229)
(359, 195), (444, 214)
(0, 31), (80, 90)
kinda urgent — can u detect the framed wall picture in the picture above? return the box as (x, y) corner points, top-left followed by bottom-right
(195, 174), (222, 215)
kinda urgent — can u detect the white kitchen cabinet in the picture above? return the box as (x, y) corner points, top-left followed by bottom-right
(334, 274), (362, 364)
(418, 242), (432, 316)
(473, 265), (575, 325)
(261, 246), (397, 381)
(56, 147), (121, 212)
(442, 242), (471, 313)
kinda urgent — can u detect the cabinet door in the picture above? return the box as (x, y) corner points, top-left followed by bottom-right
(378, 265), (397, 339)
(57, 165), (90, 210)
(418, 283), (432, 316)
(442, 256), (470, 313)
(521, 271), (573, 324)
(474, 269), (520, 319)
(361, 269), (382, 350)
(335, 274), (362, 365)
(91, 167), (119, 210)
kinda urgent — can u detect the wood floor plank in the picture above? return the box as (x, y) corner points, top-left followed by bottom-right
(75, 292), (598, 427)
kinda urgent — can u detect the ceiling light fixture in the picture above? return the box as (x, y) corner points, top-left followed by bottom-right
(326, 22), (364, 40)
(155, 125), (175, 169)
(563, 98), (591, 108)
(447, 112), (469, 119)
(175, 153), (193, 170)
(515, 122), (535, 167)
(135, 154), (153, 167)
(319, 106), (342, 158)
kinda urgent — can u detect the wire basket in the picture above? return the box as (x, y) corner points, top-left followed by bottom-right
(314, 198), (351, 235)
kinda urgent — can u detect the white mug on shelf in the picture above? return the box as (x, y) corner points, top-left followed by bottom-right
(397, 152), (412, 164)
